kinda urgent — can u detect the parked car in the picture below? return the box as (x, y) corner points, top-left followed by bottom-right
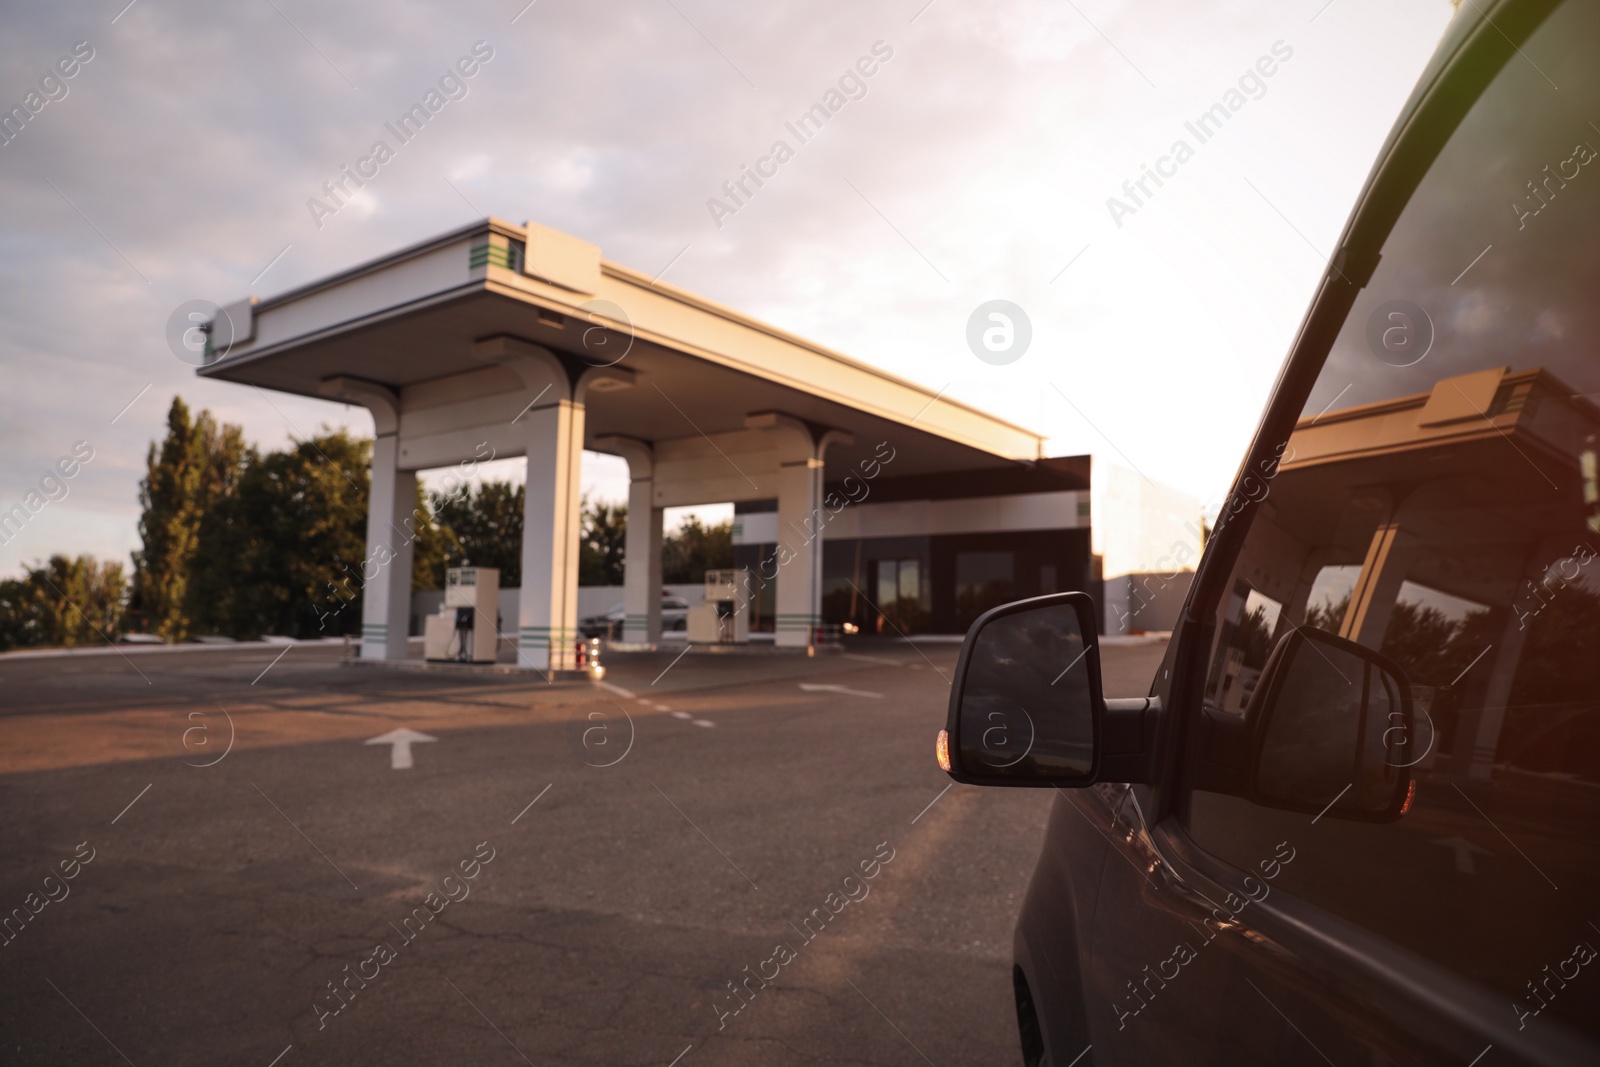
(940, 2), (1600, 1063)
(578, 594), (689, 639)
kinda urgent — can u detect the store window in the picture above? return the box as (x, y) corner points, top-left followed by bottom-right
(955, 551), (1015, 629)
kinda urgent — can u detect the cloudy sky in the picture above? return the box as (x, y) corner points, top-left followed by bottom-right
(0, 0), (1456, 577)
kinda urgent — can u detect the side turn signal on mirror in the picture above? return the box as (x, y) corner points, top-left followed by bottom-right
(936, 729), (951, 772)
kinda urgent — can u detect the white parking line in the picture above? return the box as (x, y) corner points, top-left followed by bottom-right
(663, 709), (714, 727)
(798, 683), (882, 699)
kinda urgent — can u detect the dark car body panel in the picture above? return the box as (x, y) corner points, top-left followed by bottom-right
(1012, 2), (1596, 1063)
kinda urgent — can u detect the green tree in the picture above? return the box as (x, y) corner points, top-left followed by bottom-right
(1303, 592), (1350, 634)
(0, 555), (127, 651)
(207, 431), (371, 638)
(580, 499), (627, 586)
(662, 517), (732, 584)
(131, 397), (249, 640)
(428, 481), (524, 587)
(130, 403), (471, 639)
(410, 483), (461, 591)
(1379, 599), (1494, 688)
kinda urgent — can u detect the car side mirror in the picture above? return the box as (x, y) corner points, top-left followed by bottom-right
(1199, 627), (1414, 822)
(939, 593), (1118, 787)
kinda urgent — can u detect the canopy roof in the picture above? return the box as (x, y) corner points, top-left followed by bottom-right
(198, 218), (1046, 480)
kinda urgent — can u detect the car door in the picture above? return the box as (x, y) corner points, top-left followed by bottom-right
(1087, 1), (1600, 1063)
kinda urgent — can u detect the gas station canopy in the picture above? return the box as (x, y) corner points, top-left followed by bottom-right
(197, 218), (1049, 669)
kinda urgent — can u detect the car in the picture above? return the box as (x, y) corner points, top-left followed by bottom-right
(938, 2), (1600, 1063)
(578, 594), (690, 639)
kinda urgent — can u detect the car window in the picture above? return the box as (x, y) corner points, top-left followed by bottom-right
(1182, 0), (1600, 1041)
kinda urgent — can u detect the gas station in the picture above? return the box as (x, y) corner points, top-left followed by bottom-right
(197, 218), (1084, 671)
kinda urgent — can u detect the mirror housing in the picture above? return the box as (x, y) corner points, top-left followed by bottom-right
(937, 596), (1412, 819)
(1197, 626), (1414, 822)
(939, 593), (1162, 788)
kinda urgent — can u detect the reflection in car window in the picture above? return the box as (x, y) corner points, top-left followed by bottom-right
(1184, 0), (1600, 1042)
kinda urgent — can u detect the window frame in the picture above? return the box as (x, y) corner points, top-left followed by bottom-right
(1151, 0), (1563, 827)
(1109, 8), (1600, 1056)
(1077, 3), (1600, 1059)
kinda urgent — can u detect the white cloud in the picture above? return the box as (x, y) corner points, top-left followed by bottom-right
(0, 0), (1454, 576)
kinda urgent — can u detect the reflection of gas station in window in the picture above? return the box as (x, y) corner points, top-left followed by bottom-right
(1185, 2), (1600, 1014)
(1207, 582), (1284, 715)
(1204, 364), (1600, 784)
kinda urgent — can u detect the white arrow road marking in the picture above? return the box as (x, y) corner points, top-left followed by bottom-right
(799, 683), (883, 699)
(365, 728), (438, 770)
(1431, 836), (1493, 874)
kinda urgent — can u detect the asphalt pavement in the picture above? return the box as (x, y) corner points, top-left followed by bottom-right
(0, 635), (1168, 1067)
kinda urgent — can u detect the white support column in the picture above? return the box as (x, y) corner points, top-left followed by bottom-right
(518, 399), (584, 671)
(595, 436), (662, 645)
(360, 435), (417, 659)
(1452, 539), (1559, 782)
(318, 376), (413, 662)
(746, 413), (852, 650)
(773, 456), (825, 648)
(641, 505), (664, 641)
(473, 337), (583, 673)
(1463, 608), (1528, 782)
(623, 497), (664, 643)
(1338, 523), (1419, 648)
